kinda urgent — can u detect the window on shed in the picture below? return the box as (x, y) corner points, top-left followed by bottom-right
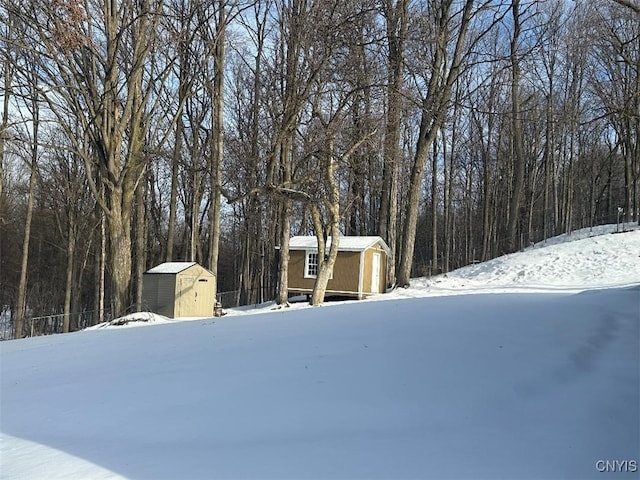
(304, 252), (333, 279)
(305, 252), (319, 278)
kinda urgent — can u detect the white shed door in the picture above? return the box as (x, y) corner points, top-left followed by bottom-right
(371, 253), (381, 293)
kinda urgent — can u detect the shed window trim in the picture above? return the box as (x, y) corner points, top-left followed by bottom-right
(304, 250), (333, 279)
(304, 251), (319, 278)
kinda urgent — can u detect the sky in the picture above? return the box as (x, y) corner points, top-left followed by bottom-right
(0, 224), (639, 479)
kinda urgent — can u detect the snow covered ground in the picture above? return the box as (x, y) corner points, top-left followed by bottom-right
(400, 223), (640, 297)
(1, 225), (639, 479)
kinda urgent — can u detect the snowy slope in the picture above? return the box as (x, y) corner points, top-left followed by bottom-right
(400, 224), (640, 297)
(1, 226), (639, 479)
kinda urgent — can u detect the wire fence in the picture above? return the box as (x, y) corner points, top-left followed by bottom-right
(217, 286), (274, 309)
(0, 308), (114, 341)
(0, 291), (274, 340)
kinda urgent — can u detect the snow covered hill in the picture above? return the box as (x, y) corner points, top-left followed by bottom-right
(1, 226), (639, 479)
(402, 224), (640, 296)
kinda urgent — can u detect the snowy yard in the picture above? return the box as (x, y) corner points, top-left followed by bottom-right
(1, 226), (639, 479)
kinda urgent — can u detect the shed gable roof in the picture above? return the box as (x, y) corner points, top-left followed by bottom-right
(289, 236), (390, 255)
(145, 262), (198, 274)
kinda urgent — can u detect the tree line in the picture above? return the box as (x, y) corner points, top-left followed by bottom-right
(1, 0), (638, 338)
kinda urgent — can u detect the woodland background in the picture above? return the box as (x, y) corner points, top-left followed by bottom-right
(0, 0), (638, 338)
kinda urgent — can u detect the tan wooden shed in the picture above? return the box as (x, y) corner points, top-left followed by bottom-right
(142, 262), (216, 318)
(287, 236), (390, 299)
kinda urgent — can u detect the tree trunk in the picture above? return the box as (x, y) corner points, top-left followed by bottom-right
(0, 43), (10, 215)
(477, 68), (499, 261)
(309, 224), (340, 306)
(431, 137), (439, 274)
(240, 224), (253, 304)
(310, 137), (341, 306)
(397, 115), (441, 287)
(543, 74), (554, 241)
(379, 0), (407, 288)
(506, 0), (524, 253)
(135, 174), (146, 312)
(107, 185), (133, 317)
(277, 199), (292, 305)
(634, 47), (640, 225)
(63, 211), (76, 333)
(0, 32), (11, 276)
(99, 202), (106, 323)
(166, 44), (189, 262)
(93, 196), (107, 325)
(166, 120), (181, 262)
(15, 132), (38, 339)
(207, 0), (226, 303)
(444, 123), (457, 272)
(190, 168), (200, 262)
(623, 128), (633, 223)
(564, 124), (575, 233)
(15, 81), (41, 339)
(276, 128), (294, 305)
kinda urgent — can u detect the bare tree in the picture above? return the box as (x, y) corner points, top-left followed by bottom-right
(505, 0), (525, 252)
(307, 96), (377, 305)
(265, 0), (337, 305)
(44, 136), (90, 332)
(379, 0), (408, 287)
(207, 0), (228, 299)
(165, 0), (197, 262)
(227, 0), (273, 305)
(0, 13), (12, 215)
(397, 0), (501, 287)
(134, 165), (147, 312)
(590, 1), (640, 224)
(14, 59), (41, 338)
(5, 0), (173, 316)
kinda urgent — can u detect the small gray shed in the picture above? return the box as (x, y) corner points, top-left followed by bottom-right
(142, 262), (216, 318)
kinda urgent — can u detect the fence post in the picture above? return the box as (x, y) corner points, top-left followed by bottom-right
(617, 206), (623, 233)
